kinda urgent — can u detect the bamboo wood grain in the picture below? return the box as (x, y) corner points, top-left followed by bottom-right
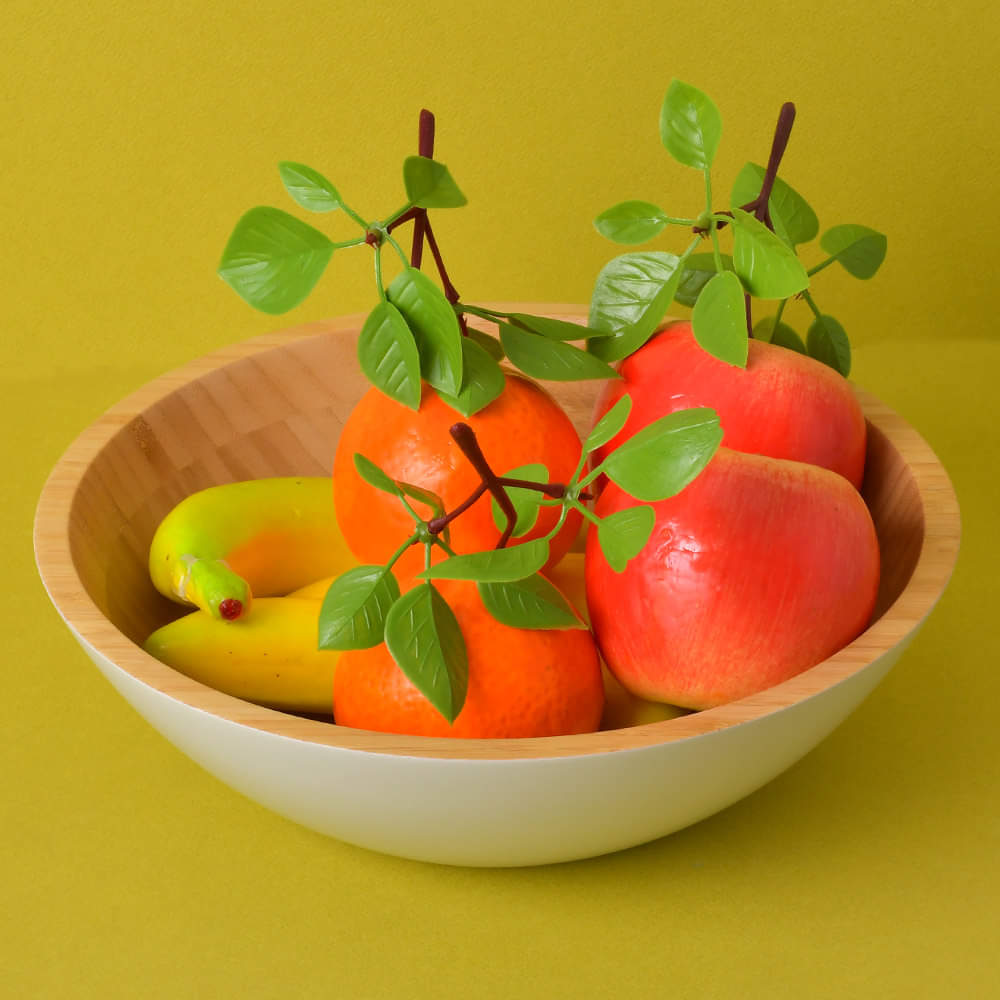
(34, 307), (961, 760)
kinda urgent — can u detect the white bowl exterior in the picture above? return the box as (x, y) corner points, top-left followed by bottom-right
(68, 623), (916, 867)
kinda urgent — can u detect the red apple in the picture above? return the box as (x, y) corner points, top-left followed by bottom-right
(591, 320), (867, 489)
(585, 447), (880, 709)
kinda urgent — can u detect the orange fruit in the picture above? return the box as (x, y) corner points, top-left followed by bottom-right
(333, 578), (604, 738)
(333, 374), (583, 579)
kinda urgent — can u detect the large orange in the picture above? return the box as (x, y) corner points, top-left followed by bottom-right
(333, 374), (583, 579)
(333, 578), (604, 738)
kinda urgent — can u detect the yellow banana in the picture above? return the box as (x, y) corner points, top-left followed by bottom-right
(143, 598), (337, 714)
(148, 477), (357, 621)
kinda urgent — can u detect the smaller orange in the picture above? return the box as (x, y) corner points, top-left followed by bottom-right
(333, 578), (604, 738)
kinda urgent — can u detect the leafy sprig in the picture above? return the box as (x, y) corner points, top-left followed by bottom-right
(218, 110), (619, 419)
(319, 400), (722, 722)
(589, 81), (887, 377)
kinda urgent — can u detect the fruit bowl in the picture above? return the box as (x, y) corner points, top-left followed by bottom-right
(33, 306), (960, 867)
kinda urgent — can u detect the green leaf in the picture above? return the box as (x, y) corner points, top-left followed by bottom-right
(491, 463), (547, 537)
(599, 407), (722, 502)
(435, 337), (505, 417)
(597, 505), (656, 573)
(675, 253), (734, 308)
(730, 163), (818, 247)
(465, 327), (505, 360)
(692, 270), (749, 368)
(317, 566), (400, 651)
(395, 482), (445, 519)
(731, 208), (810, 299)
(218, 206), (334, 314)
(384, 583), (468, 723)
(402, 156), (467, 209)
(819, 225), (887, 279)
(585, 394), (633, 453)
(506, 313), (588, 341)
(753, 317), (806, 354)
(659, 80), (722, 169)
(594, 200), (669, 245)
(357, 300), (422, 410)
(278, 162), (342, 213)
(387, 268), (464, 396)
(419, 538), (549, 583)
(353, 453), (403, 498)
(807, 314), (851, 376)
(478, 575), (585, 630)
(588, 252), (683, 361)
(498, 322), (619, 381)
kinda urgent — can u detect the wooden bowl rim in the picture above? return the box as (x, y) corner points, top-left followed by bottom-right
(34, 306), (962, 761)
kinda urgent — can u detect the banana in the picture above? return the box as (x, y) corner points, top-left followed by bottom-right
(148, 477), (357, 621)
(287, 576), (337, 599)
(143, 598), (338, 714)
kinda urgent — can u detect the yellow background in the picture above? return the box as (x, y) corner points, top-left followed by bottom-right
(4, 2), (998, 997)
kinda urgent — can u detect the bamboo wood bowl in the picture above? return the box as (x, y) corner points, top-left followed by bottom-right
(34, 306), (961, 867)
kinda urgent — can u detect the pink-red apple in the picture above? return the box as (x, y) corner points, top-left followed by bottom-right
(591, 320), (868, 489)
(585, 446), (880, 709)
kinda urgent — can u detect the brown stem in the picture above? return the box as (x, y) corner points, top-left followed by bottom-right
(427, 481), (487, 536)
(446, 423), (518, 548)
(410, 110), (435, 267)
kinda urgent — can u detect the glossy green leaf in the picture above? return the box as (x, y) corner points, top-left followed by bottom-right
(819, 225), (887, 279)
(402, 156), (467, 209)
(597, 505), (656, 573)
(218, 206), (334, 314)
(490, 463), (547, 537)
(674, 253), (734, 308)
(731, 208), (810, 299)
(506, 313), (588, 341)
(599, 407), (722, 502)
(353, 453), (403, 498)
(384, 583), (468, 723)
(317, 565), (400, 651)
(436, 337), (505, 417)
(465, 327), (505, 360)
(498, 322), (619, 381)
(692, 270), (749, 368)
(730, 163), (818, 247)
(357, 300), (422, 410)
(585, 394), (633, 453)
(478, 575), (585, 630)
(807, 314), (851, 376)
(278, 162), (342, 213)
(418, 538), (549, 583)
(753, 317), (806, 354)
(588, 252), (683, 361)
(387, 268), (463, 396)
(594, 200), (669, 245)
(659, 80), (722, 169)
(395, 482), (445, 519)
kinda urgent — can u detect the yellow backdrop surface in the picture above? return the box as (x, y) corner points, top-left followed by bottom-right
(4, 2), (998, 997)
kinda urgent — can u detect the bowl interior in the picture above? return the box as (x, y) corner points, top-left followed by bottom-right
(36, 311), (959, 757)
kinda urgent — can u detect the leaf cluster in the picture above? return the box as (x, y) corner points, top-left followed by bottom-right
(588, 80), (888, 377)
(218, 157), (622, 418)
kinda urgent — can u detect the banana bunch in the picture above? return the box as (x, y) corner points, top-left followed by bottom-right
(144, 477), (358, 714)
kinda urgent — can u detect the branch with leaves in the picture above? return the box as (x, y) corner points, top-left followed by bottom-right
(588, 80), (888, 377)
(217, 110), (621, 422)
(317, 396), (723, 722)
